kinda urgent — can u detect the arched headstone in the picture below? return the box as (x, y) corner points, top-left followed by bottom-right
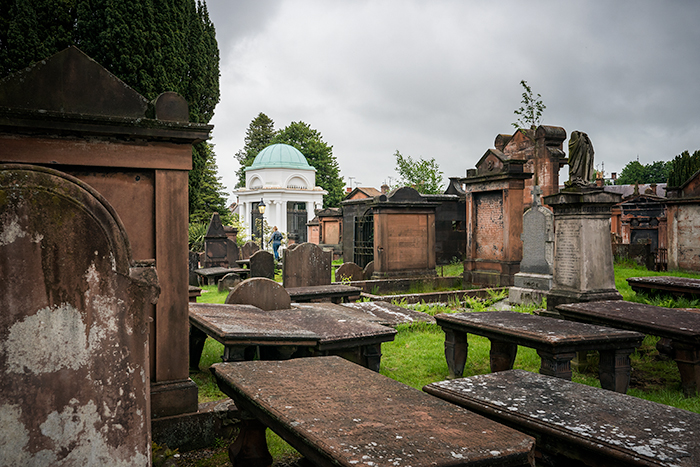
(282, 242), (332, 288)
(240, 241), (260, 260)
(363, 261), (375, 281)
(0, 164), (158, 465)
(225, 278), (291, 311)
(250, 250), (275, 279)
(336, 262), (364, 283)
(218, 272), (242, 293)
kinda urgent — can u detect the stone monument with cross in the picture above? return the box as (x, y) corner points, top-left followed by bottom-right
(509, 186), (554, 305)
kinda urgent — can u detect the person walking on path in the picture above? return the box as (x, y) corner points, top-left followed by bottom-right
(269, 226), (284, 261)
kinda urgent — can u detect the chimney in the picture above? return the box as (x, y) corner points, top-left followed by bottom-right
(346, 187), (352, 193)
(381, 184), (389, 194)
(649, 183), (657, 195)
(611, 172), (617, 181)
(595, 171), (604, 187)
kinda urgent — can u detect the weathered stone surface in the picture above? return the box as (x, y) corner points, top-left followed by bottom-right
(240, 241), (260, 260)
(336, 262), (364, 282)
(425, 369), (700, 467)
(0, 164), (158, 466)
(225, 278), (292, 311)
(250, 250), (275, 279)
(363, 260), (375, 280)
(226, 239), (240, 265)
(283, 242), (332, 288)
(510, 187), (554, 305)
(543, 189), (623, 313)
(218, 272), (242, 293)
(203, 213), (228, 268)
(189, 250), (200, 286)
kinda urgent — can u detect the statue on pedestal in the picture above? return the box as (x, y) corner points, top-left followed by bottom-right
(566, 130), (595, 188)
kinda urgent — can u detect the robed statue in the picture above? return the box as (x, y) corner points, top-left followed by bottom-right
(566, 130), (595, 188)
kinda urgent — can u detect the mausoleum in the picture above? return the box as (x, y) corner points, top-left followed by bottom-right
(234, 143), (326, 243)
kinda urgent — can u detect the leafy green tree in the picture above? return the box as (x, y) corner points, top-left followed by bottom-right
(271, 121), (345, 207)
(0, 0), (221, 221)
(234, 112), (276, 187)
(512, 80), (546, 131)
(393, 150), (444, 194)
(667, 150), (700, 187)
(615, 160), (670, 185)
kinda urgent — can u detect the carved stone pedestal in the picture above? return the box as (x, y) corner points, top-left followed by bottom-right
(543, 188), (622, 316)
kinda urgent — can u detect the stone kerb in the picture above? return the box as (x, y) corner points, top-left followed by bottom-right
(250, 250), (275, 279)
(0, 164), (157, 465)
(282, 242), (332, 288)
(336, 262), (364, 282)
(225, 277), (292, 311)
(240, 241), (260, 260)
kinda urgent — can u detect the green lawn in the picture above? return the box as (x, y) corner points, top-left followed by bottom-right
(186, 263), (700, 465)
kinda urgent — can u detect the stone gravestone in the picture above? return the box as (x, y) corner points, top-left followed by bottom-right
(203, 213), (228, 268)
(225, 278), (292, 311)
(0, 164), (159, 466)
(189, 250), (200, 286)
(543, 188), (623, 315)
(363, 260), (375, 280)
(509, 186), (554, 305)
(226, 239), (240, 267)
(218, 272), (242, 293)
(336, 262), (364, 283)
(250, 250), (275, 279)
(240, 241), (260, 260)
(283, 242), (332, 288)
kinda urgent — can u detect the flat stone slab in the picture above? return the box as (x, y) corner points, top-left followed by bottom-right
(557, 300), (700, 345)
(194, 266), (248, 285)
(627, 276), (700, 297)
(436, 311), (644, 392)
(341, 300), (435, 326)
(286, 284), (362, 303)
(557, 300), (700, 396)
(425, 369), (700, 467)
(212, 357), (535, 467)
(189, 302), (396, 372)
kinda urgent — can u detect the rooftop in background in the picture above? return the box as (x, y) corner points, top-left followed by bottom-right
(344, 186), (382, 200)
(246, 143), (314, 171)
(604, 183), (667, 199)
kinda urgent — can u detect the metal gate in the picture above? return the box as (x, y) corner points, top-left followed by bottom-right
(287, 202), (307, 243)
(353, 208), (374, 268)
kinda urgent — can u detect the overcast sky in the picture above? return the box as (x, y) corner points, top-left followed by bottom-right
(204, 0), (700, 203)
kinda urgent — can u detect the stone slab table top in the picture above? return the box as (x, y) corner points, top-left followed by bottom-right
(627, 276), (700, 297)
(211, 356), (536, 467)
(341, 300), (436, 326)
(424, 369), (700, 467)
(435, 310), (644, 393)
(557, 300), (700, 396)
(189, 302), (396, 372)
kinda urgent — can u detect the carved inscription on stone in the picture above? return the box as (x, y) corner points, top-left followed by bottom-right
(555, 221), (581, 288)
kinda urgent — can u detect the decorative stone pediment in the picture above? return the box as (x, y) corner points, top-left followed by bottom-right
(476, 148), (507, 176)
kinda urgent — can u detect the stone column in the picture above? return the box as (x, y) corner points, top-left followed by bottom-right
(543, 188), (623, 316)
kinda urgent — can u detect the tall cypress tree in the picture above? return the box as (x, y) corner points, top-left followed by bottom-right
(0, 0), (223, 221)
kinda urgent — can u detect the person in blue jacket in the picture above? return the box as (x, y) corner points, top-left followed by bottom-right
(269, 226), (283, 261)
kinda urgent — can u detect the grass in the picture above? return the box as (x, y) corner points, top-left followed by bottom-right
(185, 262), (700, 465)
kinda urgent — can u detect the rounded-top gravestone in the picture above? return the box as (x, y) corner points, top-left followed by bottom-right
(336, 262), (364, 283)
(250, 250), (275, 280)
(225, 278), (291, 311)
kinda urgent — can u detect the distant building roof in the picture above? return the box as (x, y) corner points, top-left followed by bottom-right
(604, 183), (667, 199)
(246, 143), (314, 171)
(344, 187), (382, 200)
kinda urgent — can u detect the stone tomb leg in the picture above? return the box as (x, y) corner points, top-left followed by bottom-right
(0, 164), (159, 466)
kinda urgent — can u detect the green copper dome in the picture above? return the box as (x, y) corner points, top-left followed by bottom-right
(245, 143), (315, 171)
